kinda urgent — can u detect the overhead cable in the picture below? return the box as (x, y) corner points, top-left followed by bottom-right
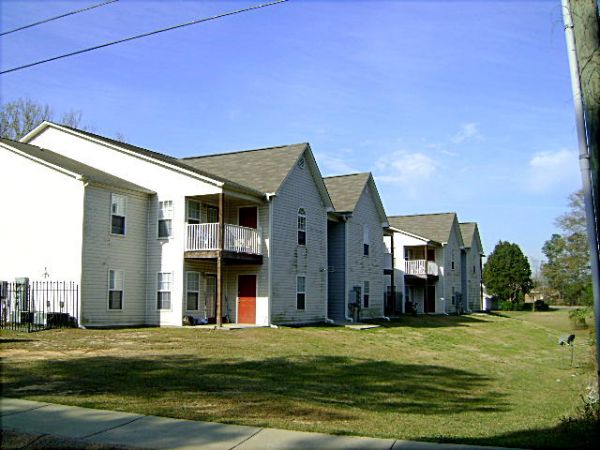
(0, 0), (120, 37)
(0, 0), (287, 75)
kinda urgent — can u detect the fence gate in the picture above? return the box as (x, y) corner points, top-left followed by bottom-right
(0, 281), (79, 332)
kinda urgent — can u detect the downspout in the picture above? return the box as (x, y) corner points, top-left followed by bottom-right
(266, 193), (275, 326)
(77, 177), (89, 328)
(562, 0), (600, 387)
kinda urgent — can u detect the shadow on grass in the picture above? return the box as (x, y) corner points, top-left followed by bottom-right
(2, 355), (508, 420)
(441, 420), (600, 450)
(370, 314), (488, 329)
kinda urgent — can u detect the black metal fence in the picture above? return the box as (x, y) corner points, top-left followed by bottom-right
(0, 281), (79, 332)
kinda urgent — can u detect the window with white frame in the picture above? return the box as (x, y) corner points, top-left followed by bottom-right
(363, 281), (370, 308)
(108, 269), (123, 310)
(297, 208), (306, 245)
(111, 194), (126, 235)
(451, 250), (455, 270)
(157, 272), (173, 310)
(158, 200), (173, 238)
(296, 275), (306, 310)
(363, 225), (370, 256)
(186, 271), (200, 310)
(206, 206), (219, 223)
(187, 200), (200, 224)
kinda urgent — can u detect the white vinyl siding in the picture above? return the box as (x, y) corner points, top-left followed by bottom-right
(80, 186), (149, 326)
(157, 272), (173, 310)
(186, 271), (200, 310)
(270, 155), (328, 324)
(108, 269), (124, 310)
(158, 200), (173, 238)
(345, 184), (386, 319)
(111, 194), (126, 235)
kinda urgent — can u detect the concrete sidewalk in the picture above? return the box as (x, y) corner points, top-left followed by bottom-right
(1, 398), (518, 450)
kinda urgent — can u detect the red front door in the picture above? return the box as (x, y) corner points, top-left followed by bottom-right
(239, 207), (258, 229)
(238, 275), (256, 324)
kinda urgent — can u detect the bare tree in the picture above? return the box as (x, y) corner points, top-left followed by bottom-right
(0, 97), (85, 140)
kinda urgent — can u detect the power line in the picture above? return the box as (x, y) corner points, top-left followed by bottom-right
(0, 0), (287, 75)
(0, 0), (120, 37)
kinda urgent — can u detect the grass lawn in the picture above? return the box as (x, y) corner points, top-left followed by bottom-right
(1, 309), (597, 449)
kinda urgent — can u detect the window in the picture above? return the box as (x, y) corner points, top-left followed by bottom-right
(108, 269), (123, 310)
(157, 272), (173, 309)
(451, 250), (455, 270)
(111, 194), (126, 235)
(451, 286), (455, 305)
(158, 200), (173, 238)
(187, 201), (200, 224)
(363, 281), (370, 308)
(363, 225), (370, 256)
(186, 272), (200, 310)
(297, 208), (306, 245)
(296, 276), (306, 310)
(206, 206), (219, 223)
(472, 265), (476, 274)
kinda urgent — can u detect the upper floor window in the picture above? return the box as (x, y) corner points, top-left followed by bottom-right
(297, 275), (306, 310)
(157, 272), (173, 310)
(363, 281), (370, 308)
(108, 269), (123, 310)
(363, 225), (370, 256)
(187, 200), (201, 225)
(158, 200), (173, 238)
(297, 208), (306, 246)
(111, 194), (126, 235)
(451, 250), (455, 270)
(206, 206), (219, 223)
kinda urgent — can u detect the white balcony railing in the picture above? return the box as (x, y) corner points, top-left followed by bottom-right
(224, 224), (261, 255)
(186, 223), (261, 255)
(405, 259), (438, 277)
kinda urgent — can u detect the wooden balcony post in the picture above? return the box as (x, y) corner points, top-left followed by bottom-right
(216, 192), (225, 327)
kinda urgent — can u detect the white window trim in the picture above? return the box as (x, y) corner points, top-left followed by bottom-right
(110, 193), (126, 237)
(185, 271), (200, 311)
(158, 200), (174, 239)
(363, 225), (370, 256)
(296, 275), (306, 310)
(157, 271), (173, 311)
(107, 269), (124, 311)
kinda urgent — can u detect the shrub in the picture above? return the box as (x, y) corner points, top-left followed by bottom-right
(569, 308), (591, 329)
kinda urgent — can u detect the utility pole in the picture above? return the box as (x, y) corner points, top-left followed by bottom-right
(562, 0), (600, 392)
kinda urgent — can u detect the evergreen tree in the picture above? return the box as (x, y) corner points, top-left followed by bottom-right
(483, 241), (532, 306)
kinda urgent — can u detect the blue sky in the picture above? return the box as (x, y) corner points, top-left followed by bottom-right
(0, 0), (582, 268)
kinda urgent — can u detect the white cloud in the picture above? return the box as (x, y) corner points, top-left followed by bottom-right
(452, 122), (483, 144)
(376, 150), (438, 195)
(527, 149), (578, 193)
(316, 152), (360, 176)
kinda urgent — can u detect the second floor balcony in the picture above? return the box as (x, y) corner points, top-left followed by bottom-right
(185, 223), (262, 263)
(405, 259), (439, 277)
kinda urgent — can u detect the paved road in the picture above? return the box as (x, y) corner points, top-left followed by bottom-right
(1, 398), (522, 450)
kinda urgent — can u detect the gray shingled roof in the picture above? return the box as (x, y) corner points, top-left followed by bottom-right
(323, 173), (371, 212)
(52, 124), (262, 196)
(1, 138), (152, 193)
(388, 212), (458, 244)
(181, 143), (309, 194)
(459, 222), (477, 248)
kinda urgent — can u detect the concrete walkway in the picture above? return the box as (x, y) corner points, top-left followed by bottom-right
(1, 398), (519, 450)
